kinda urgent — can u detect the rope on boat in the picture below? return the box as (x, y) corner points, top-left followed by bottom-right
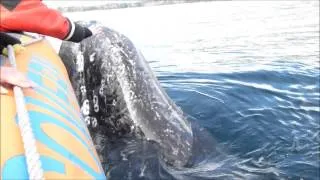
(7, 45), (44, 180)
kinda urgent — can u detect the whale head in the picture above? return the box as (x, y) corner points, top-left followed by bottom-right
(59, 21), (193, 167)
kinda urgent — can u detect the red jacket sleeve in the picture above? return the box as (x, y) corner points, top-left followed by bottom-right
(0, 0), (71, 40)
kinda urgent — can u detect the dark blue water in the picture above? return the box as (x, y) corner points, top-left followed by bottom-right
(67, 1), (320, 179)
(161, 70), (319, 179)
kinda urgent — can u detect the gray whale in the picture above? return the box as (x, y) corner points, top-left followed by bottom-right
(59, 21), (193, 168)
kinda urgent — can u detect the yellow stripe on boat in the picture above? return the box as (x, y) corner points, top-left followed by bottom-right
(0, 34), (105, 179)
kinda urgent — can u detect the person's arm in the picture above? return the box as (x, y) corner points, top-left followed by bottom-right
(0, 0), (92, 42)
(0, 66), (36, 94)
(0, 33), (34, 94)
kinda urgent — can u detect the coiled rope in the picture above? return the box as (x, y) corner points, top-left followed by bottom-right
(7, 45), (44, 180)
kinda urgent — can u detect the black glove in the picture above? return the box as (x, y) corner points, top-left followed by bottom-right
(0, 32), (23, 56)
(65, 20), (93, 43)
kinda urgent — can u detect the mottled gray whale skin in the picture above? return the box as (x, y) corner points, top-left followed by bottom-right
(59, 21), (193, 167)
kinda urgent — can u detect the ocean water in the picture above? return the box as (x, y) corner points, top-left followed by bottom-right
(66, 1), (319, 179)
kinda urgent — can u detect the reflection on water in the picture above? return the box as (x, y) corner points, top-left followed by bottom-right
(67, 1), (319, 179)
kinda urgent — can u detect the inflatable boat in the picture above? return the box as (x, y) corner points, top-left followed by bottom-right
(0, 33), (105, 179)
